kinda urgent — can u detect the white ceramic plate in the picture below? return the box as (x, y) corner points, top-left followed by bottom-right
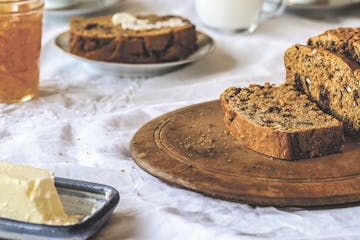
(44, 0), (79, 10)
(44, 0), (120, 16)
(286, 0), (360, 9)
(54, 31), (216, 78)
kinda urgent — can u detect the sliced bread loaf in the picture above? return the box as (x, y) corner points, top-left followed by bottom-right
(69, 14), (197, 63)
(308, 28), (360, 64)
(284, 44), (360, 134)
(220, 83), (344, 160)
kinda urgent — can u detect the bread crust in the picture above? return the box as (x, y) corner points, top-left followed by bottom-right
(308, 28), (360, 65)
(69, 16), (197, 64)
(220, 87), (344, 160)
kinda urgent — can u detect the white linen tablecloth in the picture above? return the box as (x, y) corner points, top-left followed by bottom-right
(2, 1), (360, 239)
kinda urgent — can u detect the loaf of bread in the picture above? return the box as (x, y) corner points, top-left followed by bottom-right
(69, 13), (197, 64)
(220, 83), (344, 160)
(284, 44), (360, 135)
(308, 28), (360, 64)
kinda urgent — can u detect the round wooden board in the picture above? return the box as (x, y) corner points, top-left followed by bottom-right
(130, 100), (360, 207)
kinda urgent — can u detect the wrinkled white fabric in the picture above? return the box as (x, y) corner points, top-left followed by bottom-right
(1, 1), (360, 239)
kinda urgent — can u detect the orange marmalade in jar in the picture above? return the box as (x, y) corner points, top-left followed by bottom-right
(0, 0), (44, 103)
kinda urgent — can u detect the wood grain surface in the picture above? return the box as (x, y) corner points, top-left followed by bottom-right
(130, 100), (360, 207)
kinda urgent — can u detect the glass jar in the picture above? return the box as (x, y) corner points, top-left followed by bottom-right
(0, 0), (44, 103)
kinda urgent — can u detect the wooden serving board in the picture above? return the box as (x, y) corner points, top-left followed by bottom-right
(130, 100), (360, 207)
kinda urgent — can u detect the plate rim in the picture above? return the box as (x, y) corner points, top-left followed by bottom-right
(53, 30), (216, 69)
(286, 0), (360, 9)
(44, 0), (121, 16)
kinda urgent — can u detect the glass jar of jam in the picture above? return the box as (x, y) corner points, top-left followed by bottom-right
(0, 0), (44, 103)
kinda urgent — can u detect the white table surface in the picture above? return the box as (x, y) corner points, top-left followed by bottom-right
(2, 1), (360, 239)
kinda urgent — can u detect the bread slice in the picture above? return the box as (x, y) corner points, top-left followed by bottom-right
(308, 28), (360, 64)
(285, 44), (360, 135)
(220, 83), (344, 160)
(69, 14), (197, 64)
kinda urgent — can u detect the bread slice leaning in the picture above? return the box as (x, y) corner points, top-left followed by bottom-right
(69, 15), (197, 64)
(285, 44), (360, 135)
(220, 84), (344, 160)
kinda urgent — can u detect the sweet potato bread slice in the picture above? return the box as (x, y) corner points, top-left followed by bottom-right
(69, 15), (197, 64)
(285, 44), (360, 135)
(308, 28), (360, 64)
(220, 84), (344, 160)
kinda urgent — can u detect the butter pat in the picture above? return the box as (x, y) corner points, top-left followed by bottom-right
(0, 161), (76, 225)
(112, 12), (137, 26)
(112, 12), (187, 31)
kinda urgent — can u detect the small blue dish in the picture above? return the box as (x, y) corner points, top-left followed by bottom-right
(0, 177), (120, 240)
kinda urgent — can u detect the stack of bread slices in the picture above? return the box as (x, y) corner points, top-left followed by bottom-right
(221, 28), (360, 160)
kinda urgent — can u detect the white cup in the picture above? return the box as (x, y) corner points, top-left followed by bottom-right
(44, 0), (78, 9)
(195, 0), (287, 32)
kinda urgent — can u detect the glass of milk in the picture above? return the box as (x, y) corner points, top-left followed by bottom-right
(195, 0), (287, 32)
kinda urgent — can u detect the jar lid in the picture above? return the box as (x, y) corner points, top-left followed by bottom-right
(0, 0), (44, 14)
